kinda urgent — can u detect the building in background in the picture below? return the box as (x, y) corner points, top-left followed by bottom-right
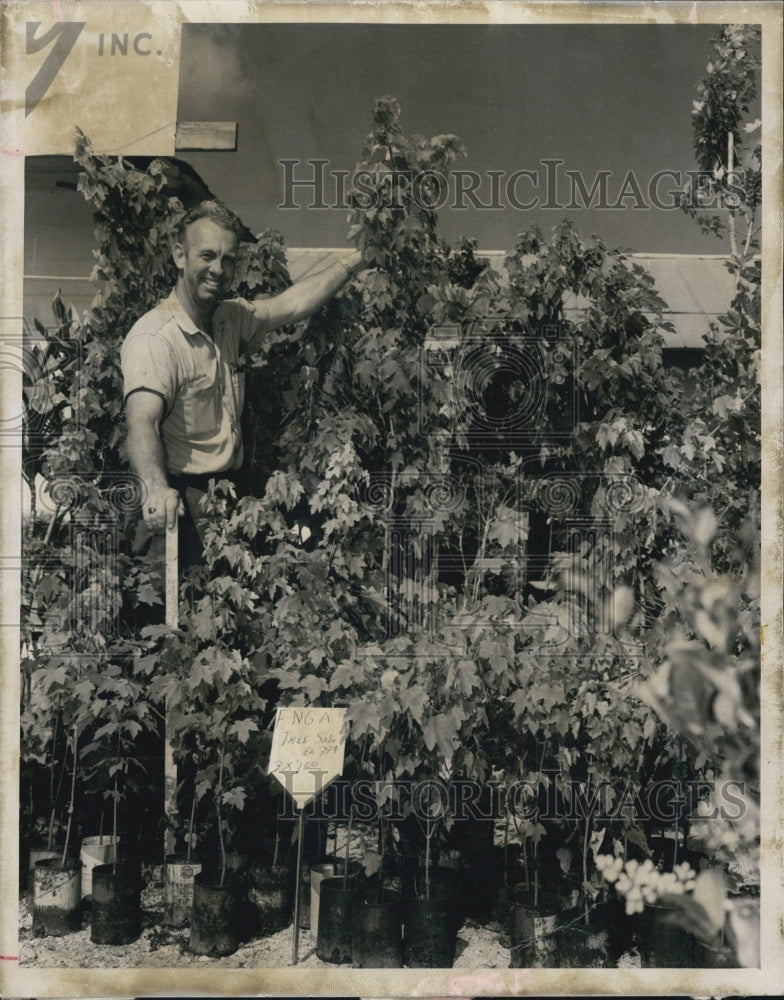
(25, 156), (738, 363)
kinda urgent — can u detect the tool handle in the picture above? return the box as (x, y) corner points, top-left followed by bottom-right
(165, 518), (178, 629)
(164, 515), (179, 857)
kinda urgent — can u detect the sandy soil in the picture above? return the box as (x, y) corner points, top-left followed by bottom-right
(18, 871), (513, 970)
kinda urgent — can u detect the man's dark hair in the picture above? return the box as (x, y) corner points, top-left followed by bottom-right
(174, 199), (245, 246)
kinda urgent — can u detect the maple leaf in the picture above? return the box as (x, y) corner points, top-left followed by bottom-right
(136, 582), (161, 606)
(348, 700), (382, 737)
(510, 687), (528, 720)
(422, 708), (465, 760)
(121, 720), (143, 740)
(195, 778), (211, 801)
(300, 674), (327, 701)
(229, 718), (259, 744)
(399, 682), (429, 722)
(221, 787), (247, 811)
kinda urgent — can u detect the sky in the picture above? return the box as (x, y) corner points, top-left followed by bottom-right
(175, 23), (750, 255)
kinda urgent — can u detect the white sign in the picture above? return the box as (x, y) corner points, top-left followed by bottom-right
(268, 707), (347, 809)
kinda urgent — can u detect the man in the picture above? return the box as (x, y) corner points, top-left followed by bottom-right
(121, 199), (364, 565)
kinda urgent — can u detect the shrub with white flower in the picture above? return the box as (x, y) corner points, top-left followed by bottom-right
(595, 853), (697, 915)
(689, 781), (760, 868)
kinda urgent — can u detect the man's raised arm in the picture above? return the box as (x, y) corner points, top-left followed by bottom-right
(249, 249), (365, 340)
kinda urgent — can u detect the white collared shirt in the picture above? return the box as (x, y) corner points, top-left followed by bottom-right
(120, 290), (265, 475)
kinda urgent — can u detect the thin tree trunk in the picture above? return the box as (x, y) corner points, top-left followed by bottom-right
(62, 724), (78, 867)
(425, 815), (432, 900)
(112, 726), (120, 873)
(187, 790), (197, 864)
(342, 812), (354, 891)
(728, 131), (738, 258)
(216, 745), (226, 886)
(112, 777), (118, 875)
(47, 697), (64, 851)
(582, 810), (590, 926)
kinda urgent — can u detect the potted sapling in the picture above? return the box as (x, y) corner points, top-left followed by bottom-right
(236, 731), (294, 939)
(188, 733), (253, 958)
(29, 652), (108, 937)
(163, 778), (202, 928)
(351, 813), (403, 968)
(21, 525), (89, 890)
(29, 644), (105, 938)
(310, 812), (360, 944)
(81, 668), (155, 945)
(386, 638), (472, 969)
(316, 800), (361, 964)
(20, 492), (71, 885)
(400, 779), (463, 968)
(506, 809), (561, 969)
(502, 738), (580, 969)
(332, 631), (480, 968)
(31, 721), (82, 937)
(247, 815), (292, 938)
(21, 674), (69, 889)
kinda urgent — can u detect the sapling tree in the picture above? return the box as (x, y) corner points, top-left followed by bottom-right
(144, 480), (272, 877)
(679, 24), (761, 259)
(587, 25), (762, 965)
(80, 661), (157, 868)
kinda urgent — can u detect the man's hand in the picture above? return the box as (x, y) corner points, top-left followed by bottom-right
(143, 485), (184, 533)
(126, 391), (185, 534)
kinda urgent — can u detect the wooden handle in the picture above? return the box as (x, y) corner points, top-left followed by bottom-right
(165, 518), (178, 629)
(164, 516), (178, 856)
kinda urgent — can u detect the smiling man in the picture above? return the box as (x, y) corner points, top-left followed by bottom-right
(121, 199), (363, 566)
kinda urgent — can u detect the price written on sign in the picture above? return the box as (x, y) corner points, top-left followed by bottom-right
(268, 707), (347, 809)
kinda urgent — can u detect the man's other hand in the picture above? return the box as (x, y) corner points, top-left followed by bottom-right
(144, 485), (184, 533)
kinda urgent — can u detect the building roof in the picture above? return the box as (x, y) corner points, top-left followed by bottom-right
(286, 248), (742, 350)
(24, 155), (740, 351)
(569, 252), (740, 349)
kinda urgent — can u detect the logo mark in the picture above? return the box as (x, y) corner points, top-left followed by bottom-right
(26, 21), (86, 117)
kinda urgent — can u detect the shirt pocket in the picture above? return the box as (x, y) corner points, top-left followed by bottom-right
(182, 375), (220, 437)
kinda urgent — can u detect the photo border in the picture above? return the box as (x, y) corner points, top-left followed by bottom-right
(1, 2), (781, 997)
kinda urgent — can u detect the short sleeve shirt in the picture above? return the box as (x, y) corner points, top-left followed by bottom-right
(120, 290), (266, 475)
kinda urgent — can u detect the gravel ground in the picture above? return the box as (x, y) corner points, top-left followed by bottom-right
(18, 869), (512, 969)
(19, 837), (756, 971)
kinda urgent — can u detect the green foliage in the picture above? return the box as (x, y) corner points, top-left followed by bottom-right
(646, 24), (761, 810)
(603, 27), (762, 963)
(680, 24), (761, 256)
(144, 482), (271, 851)
(689, 25), (760, 175)
(21, 73), (760, 917)
(20, 136), (292, 847)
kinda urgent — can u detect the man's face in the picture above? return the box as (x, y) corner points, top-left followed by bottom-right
(173, 218), (238, 312)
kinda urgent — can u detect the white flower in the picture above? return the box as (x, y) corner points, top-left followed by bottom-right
(657, 872), (680, 895)
(642, 883), (658, 903)
(674, 861), (696, 882)
(595, 854), (624, 883)
(637, 859), (657, 885)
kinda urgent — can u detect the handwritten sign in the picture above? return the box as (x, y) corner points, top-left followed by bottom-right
(268, 707), (347, 809)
